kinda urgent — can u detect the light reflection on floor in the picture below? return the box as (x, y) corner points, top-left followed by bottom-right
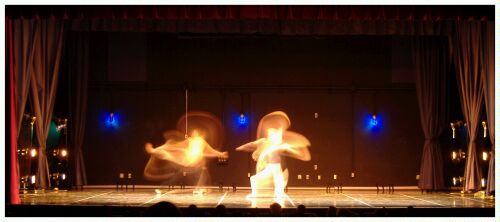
(19, 189), (495, 209)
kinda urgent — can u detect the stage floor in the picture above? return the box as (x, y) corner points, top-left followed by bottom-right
(19, 188), (495, 209)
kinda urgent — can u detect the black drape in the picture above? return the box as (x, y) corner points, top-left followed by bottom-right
(66, 31), (90, 187)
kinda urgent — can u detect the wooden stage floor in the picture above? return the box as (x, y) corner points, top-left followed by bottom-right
(19, 188), (494, 209)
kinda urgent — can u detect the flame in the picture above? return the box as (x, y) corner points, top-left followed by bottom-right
(236, 111), (311, 201)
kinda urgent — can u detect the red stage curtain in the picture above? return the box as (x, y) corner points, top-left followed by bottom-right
(412, 37), (450, 190)
(454, 21), (484, 192)
(7, 17), (21, 204)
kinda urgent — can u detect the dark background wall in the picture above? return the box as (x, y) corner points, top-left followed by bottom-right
(82, 32), (424, 186)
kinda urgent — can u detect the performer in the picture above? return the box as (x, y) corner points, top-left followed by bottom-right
(236, 111), (311, 199)
(144, 111), (227, 194)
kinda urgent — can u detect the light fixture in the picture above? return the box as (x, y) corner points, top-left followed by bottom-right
(452, 177), (457, 186)
(297, 174), (302, 180)
(28, 115), (36, 126)
(482, 151), (488, 161)
(317, 175), (321, 180)
(31, 175), (36, 184)
(61, 173), (66, 180)
(60, 149), (68, 158)
(239, 113), (247, 125)
(109, 112), (115, 123)
(306, 175), (310, 180)
(450, 122), (456, 139)
(481, 178), (486, 188)
(30, 148), (37, 158)
(56, 118), (68, 132)
(452, 149), (466, 163)
(333, 174), (337, 180)
(370, 114), (378, 126)
(482, 121), (487, 138)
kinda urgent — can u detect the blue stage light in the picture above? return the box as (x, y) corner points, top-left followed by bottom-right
(370, 114), (378, 126)
(235, 113), (249, 127)
(364, 113), (383, 133)
(103, 112), (120, 129)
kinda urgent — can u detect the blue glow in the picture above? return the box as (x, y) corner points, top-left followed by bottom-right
(102, 112), (121, 129)
(364, 113), (383, 133)
(235, 113), (249, 127)
(370, 115), (378, 126)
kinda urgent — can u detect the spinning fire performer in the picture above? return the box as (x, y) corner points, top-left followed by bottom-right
(143, 111), (228, 194)
(236, 111), (311, 199)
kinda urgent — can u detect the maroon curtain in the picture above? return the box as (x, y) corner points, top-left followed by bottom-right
(413, 37), (449, 190)
(454, 21), (484, 191)
(7, 6), (492, 21)
(13, 19), (38, 134)
(7, 17), (21, 204)
(30, 19), (66, 189)
(481, 22), (494, 195)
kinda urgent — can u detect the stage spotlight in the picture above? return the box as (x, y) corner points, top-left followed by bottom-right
(60, 149), (68, 158)
(104, 112), (120, 128)
(482, 152), (488, 161)
(452, 177), (457, 186)
(56, 118), (68, 131)
(31, 175), (36, 184)
(237, 113), (249, 127)
(481, 178), (486, 188)
(370, 114), (378, 126)
(482, 121), (487, 138)
(28, 115), (36, 125)
(109, 112), (115, 123)
(61, 173), (66, 180)
(450, 123), (456, 139)
(30, 148), (37, 158)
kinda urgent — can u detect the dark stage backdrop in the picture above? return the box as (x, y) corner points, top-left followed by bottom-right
(83, 33), (423, 186)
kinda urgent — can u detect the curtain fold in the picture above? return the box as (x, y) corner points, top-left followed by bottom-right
(30, 19), (65, 189)
(7, 17), (21, 204)
(413, 37), (449, 190)
(481, 22), (494, 195)
(67, 31), (89, 186)
(453, 21), (484, 191)
(14, 19), (39, 134)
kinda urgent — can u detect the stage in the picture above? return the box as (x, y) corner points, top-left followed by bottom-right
(9, 187), (494, 217)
